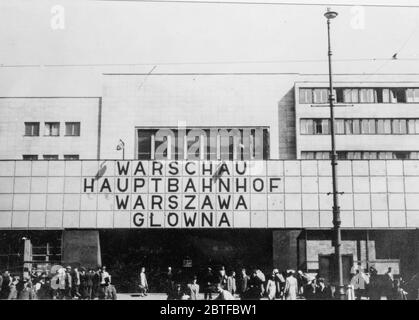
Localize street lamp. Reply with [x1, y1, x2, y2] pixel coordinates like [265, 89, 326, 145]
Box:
[324, 7, 345, 300]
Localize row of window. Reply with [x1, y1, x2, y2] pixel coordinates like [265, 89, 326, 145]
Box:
[301, 151, 419, 160]
[299, 87, 419, 104]
[22, 155, 80, 160]
[300, 118, 419, 135]
[24, 122, 80, 137]
[137, 128, 270, 160]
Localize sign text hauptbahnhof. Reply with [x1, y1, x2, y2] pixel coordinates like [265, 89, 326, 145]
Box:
[1, 159, 419, 229]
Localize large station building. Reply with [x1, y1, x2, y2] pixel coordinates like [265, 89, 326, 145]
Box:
[1, 72, 419, 290]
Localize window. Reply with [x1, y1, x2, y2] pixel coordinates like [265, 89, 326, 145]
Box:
[45, 122, 60, 136]
[408, 119, 416, 134]
[343, 89, 359, 103]
[137, 127, 270, 160]
[359, 89, 377, 103]
[313, 119, 330, 134]
[65, 122, 80, 136]
[22, 155, 38, 160]
[393, 151, 409, 160]
[406, 89, 419, 102]
[300, 119, 314, 134]
[377, 119, 392, 134]
[313, 89, 328, 104]
[335, 119, 345, 134]
[352, 119, 361, 134]
[64, 154, 79, 160]
[389, 88, 406, 103]
[392, 119, 407, 134]
[299, 89, 313, 104]
[24, 122, 40, 136]
[43, 155, 59, 160]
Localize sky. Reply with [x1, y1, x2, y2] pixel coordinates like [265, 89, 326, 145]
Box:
[1, 0, 419, 95]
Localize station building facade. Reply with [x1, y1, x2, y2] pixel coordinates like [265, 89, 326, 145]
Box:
[1, 72, 419, 287]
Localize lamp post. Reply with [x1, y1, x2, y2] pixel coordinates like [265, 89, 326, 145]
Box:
[324, 7, 345, 299]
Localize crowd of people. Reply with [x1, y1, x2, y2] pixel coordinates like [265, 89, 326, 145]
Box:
[349, 264, 408, 300]
[0, 263, 411, 300]
[0, 266, 117, 300]
[137, 265, 335, 300]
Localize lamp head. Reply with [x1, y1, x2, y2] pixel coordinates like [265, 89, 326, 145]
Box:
[324, 8, 338, 20]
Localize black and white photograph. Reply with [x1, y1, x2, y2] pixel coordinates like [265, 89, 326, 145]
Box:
[1, 0, 419, 306]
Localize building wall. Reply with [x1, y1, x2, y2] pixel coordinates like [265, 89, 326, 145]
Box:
[100, 74, 299, 160]
[294, 81, 419, 158]
[0, 97, 101, 160]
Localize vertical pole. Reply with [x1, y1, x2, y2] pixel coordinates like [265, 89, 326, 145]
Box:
[327, 16, 344, 299]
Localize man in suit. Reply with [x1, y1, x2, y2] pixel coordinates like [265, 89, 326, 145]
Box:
[238, 268, 250, 299]
[64, 266, 73, 300]
[85, 269, 94, 299]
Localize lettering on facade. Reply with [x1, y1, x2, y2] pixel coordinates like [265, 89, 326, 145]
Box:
[82, 161, 281, 228]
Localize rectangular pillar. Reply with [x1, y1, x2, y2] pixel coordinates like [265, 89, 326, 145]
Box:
[272, 230, 301, 271]
[62, 230, 101, 268]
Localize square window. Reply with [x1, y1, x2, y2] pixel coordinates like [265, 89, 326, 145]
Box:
[24, 122, 40, 136]
[64, 154, 80, 160]
[44, 122, 60, 136]
[65, 122, 80, 136]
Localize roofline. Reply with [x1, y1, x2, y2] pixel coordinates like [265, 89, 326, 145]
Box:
[102, 72, 419, 76]
[0, 96, 101, 99]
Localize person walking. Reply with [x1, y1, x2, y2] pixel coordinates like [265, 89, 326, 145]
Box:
[315, 278, 333, 300]
[138, 267, 148, 297]
[350, 269, 369, 300]
[64, 266, 73, 299]
[187, 276, 200, 300]
[218, 266, 228, 289]
[284, 270, 298, 300]
[266, 274, 277, 300]
[79, 268, 88, 299]
[7, 276, 19, 300]
[164, 267, 175, 296]
[383, 267, 394, 300]
[238, 268, 250, 299]
[72, 267, 81, 299]
[92, 268, 101, 299]
[368, 266, 381, 300]
[202, 267, 214, 300]
[227, 271, 236, 296]
[85, 269, 94, 299]
[1, 271, 11, 300]
[273, 269, 286, 299]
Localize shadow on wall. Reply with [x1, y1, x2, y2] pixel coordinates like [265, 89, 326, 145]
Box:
[277, 88, 296, 160]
